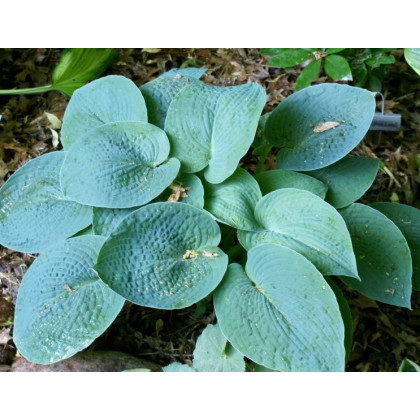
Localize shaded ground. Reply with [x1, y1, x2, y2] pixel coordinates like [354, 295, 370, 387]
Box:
[0, 48, 419, 372]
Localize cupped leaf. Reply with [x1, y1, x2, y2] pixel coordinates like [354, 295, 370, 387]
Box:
[324, 55, 352, 81]
[238, 188, 358, 278]
[203, 167, 262, 231]
[265, 83, 376, 170]
[158, 173, 205, 209]
[51, 48, 119, 96]
[306, 155, 379, 208]
[339, 204, 412, 308]
[255, 169, 327, 199]
[61, 75, 148, 148]
[214, 244, 345, 372]
[404, 48, 420, 76]
[165, 81, 266, 184]
[370, 202, 420, 291]
[192, 323, 245, 372]
[60, 121, 180, 208]
[95, 202, 228, 309]
[13, 235, 125, 364]
[0, 152, 92, 253]
[295, 59, 321, 91]
[398, 359, 420, 372]
[93, 207, 136, 237]
[140, 68, 206, 129]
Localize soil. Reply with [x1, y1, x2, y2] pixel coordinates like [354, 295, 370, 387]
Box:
[0, 48, 419, 372]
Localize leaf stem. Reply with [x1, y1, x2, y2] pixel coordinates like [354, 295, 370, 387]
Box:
[0, 84, 54, 95]
[254, 147, 271, 175]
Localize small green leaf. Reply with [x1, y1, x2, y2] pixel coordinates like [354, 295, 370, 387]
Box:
[255, 169, 327, 199]
[398, 359, 420, 372]
[60, 121, 180, 208]
[259, 48, 289, 56]
[295, 59, 321, 91]
[51, 48, 119, 96]
[192, 324, 245, 372]
[0, 152, 92, 253]
[266, 83, 375, 170]
[61, 75, 148, 149]
[324, 55, 353, 81]
[306, 156, 379, 208]
[238, 188, 358, 278]
[214, 244, 345, 372]
[339, 204, 412, 308]
[96, 202, 228, 309]
[165, 81, 266, 184]
[370, 202, 420, 291]
[266, 49, 314, 68]
[140, 68, 206, 129]
[365, 54, 395, 69]
[163, 362, 196, 372]
[13, 235, 125, 364]
[404, 48, 420, 76]
[203, 167, 262, 231]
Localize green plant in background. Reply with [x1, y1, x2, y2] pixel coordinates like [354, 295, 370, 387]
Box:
[404, 48, 420, 76]
[1, 69, 419, 371]
[260, 48, 396, 92]
[0, 48, 118, 97]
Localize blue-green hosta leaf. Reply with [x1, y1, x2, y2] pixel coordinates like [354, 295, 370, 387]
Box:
[192, 323, 245, 372]
[163, 362, 196, 372]
[13, 235, 125, 364]
[306, 156, 379, 208]
[404, 48, 420, 76]
[51, 48, 119, 97]
[165, 81, 266, 184]
[60, 121, 180, 208]
[339, 204, 412, 308]
[398, 359, 420, 372]
[140, 68, 206, 129]
[61, 75, 148, 148]
[214, 244, 345, 372]
[0, 152, 92, 253]
[238, 188, 358, 278]
[255, 169, 327, 199]
[92, 207, 135, 237]
[158, 173, 205, 209]
[203, 167, 262, 231]
[370, 202, 420, 291]
[95, 202, 228, 309]
[265, 83, 375, 170]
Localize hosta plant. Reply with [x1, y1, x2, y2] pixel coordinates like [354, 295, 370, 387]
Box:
[1, 69, 418, 371]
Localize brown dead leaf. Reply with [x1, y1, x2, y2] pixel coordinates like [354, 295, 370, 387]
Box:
[167, 183, 190, 202]
[313, 121, 341, 133]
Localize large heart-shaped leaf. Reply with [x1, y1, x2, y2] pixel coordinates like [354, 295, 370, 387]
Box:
[370, 202, 420, 291]
[192, 323, 245, 372]
[255, 169, 327, 199]
[51, 48, 119, 97]
[92, 207, 136, 237]
[306, 155, 379, 208]
[0, 152, 92, 253]
[61, 75, 148, 148]
[238, 188, 358, 278]
[203, 167, 262, 231]
[165, 81, 266, 183]
[95, 202, 228, 309]
[265, 83, 375, 170]
[13, 235, 125, 364]
[140, 68, 206, 129]
[60, 121, 180, 208]
[339, 204, 412, 308]
[214, 244, 345, 372]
